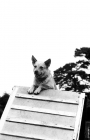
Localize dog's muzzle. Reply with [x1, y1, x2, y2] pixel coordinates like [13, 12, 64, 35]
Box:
[34, 71, 43, 78]
[34, 71, 39, 76]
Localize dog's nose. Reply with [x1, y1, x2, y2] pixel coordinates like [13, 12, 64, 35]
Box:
[34, 71, 38, 75]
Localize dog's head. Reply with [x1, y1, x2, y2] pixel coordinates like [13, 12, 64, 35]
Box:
[31, 55, 51, 79]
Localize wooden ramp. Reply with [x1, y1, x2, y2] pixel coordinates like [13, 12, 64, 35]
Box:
[0, 86, 85, 140]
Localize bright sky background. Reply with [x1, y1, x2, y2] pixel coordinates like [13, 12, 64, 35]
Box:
[0, 0, 90, 95]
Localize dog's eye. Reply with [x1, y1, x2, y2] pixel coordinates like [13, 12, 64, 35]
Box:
[40, 66, 43, 70]
[34, 66, 37, 68]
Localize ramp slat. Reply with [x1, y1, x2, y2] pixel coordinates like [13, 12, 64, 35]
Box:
[1, 121, 74, 140]
[11, 104, 76, 117]
[6, 117, 74, 130]
[7, 109, 75, 129]
[0, 134, 34, 140]
[16, 93, 78, 104]
[17, 87, 79, 102]
[13, 98, 78, 115]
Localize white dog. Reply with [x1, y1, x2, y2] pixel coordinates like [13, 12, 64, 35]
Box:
[28, 55, 57, 95]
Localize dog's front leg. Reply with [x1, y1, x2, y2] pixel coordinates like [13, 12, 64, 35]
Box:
[28, 85, 35, 94]
[34, 86, 42, 95]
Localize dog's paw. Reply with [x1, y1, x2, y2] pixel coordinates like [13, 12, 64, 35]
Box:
[28, 86, 35, 94]
[34, 87, 41, 95]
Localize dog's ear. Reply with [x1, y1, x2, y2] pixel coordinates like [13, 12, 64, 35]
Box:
[44, 59, 51, 68]
[32, 55, 37, 65]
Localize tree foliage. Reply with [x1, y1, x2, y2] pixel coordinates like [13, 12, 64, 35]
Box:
[75, 47, 90, 60]
[54, 47, 90, 92]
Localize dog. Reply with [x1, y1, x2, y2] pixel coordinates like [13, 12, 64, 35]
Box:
[28, 55, 57, 95]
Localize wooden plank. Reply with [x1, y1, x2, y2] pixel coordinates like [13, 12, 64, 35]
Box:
[6, 117, 74, 130]
[17, 86, 79, 103]
[0, 87, 18, 133]
[73, 93, 85, 140]
[1, 121, 74, 140]
[16, 93, 78, 104]
[7, 109, 75, 129]
[0, 134, 34, 140]
[11, 104, 76, 117]
[13, 98, 78, 115]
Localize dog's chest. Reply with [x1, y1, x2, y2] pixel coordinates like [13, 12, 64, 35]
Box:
[35, 77, 49, 85]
